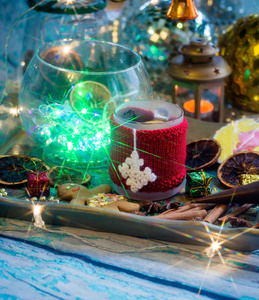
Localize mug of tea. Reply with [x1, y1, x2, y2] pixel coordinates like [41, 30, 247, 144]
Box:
[109, 100, 188, 201]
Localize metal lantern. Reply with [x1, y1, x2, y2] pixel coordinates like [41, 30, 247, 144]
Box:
[167, 38, 232, 122]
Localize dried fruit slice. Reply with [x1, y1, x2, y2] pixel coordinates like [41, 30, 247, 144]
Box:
[186, 138, 221, 171]
[69, 81, 112, 121]
[213, 118, 259, 163]
[49, 166, 91, 187]
[0, 155, 49, 185]
[217, 151, 259, 188]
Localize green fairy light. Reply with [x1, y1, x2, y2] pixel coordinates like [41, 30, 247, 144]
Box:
[244, 69, 250, 82]
[150, 45, 159, 55]
[33, 80, 113, 167]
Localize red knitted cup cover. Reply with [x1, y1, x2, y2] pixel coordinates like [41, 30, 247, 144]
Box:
[109, 116, 188, 193]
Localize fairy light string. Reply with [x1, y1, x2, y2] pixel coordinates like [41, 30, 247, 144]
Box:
[0, 224, 201, 255]
[35, 98, 111, 164]
[3, 0, 49, 102]
[1, 219, 257, 257]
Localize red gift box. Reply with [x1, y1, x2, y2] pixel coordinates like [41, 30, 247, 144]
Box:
[27, 171, 50, 197]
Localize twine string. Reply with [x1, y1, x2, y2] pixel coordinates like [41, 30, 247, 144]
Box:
[133, 128, 137, 151]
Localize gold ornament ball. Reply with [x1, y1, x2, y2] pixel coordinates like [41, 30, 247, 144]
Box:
[218, 14, 259, 113]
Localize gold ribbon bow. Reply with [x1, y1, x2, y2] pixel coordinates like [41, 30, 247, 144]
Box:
[190, 170, 212, 196]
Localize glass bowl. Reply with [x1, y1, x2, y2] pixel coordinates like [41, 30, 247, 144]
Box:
[18, 39, 152, 167]
[20, 0, 110, 75]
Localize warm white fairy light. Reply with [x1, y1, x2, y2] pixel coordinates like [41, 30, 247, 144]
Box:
[57, 0, 75, 4]
[150, 0, 159, 5]
[63, 46, 71, 54]
[211, 240, 221, 251]
[205, 240, 221, 258]
[33, 204, 45, 228]
[67, 141, 73, 150]
[10, 107, 19, 116]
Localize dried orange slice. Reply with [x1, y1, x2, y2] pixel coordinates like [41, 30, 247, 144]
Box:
[0, 155, 49, 185]
[186, 138, 221, 171]
[217, 151, 259, 188]
[49, 166, 91, 187]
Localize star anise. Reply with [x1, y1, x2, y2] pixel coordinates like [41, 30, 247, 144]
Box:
[141, 201, 181, 215]
[229, 217, 253, 228]
[142, 201, 162, 215]
[160, 202, 181, 212]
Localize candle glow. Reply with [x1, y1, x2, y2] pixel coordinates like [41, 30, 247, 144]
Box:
[184, 99, 214, 114]
[33, 204, 45, 228]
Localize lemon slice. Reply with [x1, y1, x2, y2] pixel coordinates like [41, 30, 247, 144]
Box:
[213, 118, 259, 163]
[69, 81, 112, 121]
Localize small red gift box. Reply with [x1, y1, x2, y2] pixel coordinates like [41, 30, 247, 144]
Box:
[27, 171, 50, 197]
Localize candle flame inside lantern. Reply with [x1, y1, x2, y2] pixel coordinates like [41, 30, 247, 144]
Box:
[183, 99, 214, 114]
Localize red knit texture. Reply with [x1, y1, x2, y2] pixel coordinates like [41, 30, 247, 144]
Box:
[109, 116, 188, 193]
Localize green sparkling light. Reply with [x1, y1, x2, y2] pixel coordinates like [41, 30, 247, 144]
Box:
[150, 45, 159, 55]
[35, 80, 113, 167]
[244, 69, 250, 82]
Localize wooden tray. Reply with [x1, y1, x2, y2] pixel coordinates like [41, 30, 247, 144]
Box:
[0, 120, 258, 252]
[0, 195, 258, 252]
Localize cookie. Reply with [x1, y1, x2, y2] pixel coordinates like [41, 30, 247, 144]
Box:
[57, 183, 140, 212]
[57, 183, 111, 206]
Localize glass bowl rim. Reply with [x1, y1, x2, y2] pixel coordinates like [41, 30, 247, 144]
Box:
[36, 39, 143, 75]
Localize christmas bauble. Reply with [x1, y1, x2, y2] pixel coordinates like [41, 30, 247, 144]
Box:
[218, 14, 259, 113]
[196, 0, 243, 43]
[122, 0, 212, 71]
[120, 0, 212, 94]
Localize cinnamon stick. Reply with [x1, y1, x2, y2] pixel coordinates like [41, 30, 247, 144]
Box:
[155, 203, 214, 216]
[218, 204, 254, 223]
[178, 203, 215, 211]
[203, 204, 229, 224]
[192, 181, 259, 205]
[152, 209, 207, 221]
